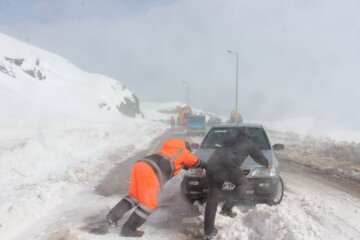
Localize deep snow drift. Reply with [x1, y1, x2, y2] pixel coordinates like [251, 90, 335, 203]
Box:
[0, 120, 167, 240]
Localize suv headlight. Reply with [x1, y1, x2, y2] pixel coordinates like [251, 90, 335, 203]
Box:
[250, 167, 277, 177]
[188, 168, 205, 177]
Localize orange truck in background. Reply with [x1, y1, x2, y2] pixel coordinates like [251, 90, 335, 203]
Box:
[177, 105, 192, 126]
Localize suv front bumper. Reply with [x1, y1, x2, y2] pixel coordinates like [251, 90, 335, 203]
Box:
[181, 174, 281, 201]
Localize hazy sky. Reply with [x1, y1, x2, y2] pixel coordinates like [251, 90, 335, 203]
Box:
[1, 0, 360, 128]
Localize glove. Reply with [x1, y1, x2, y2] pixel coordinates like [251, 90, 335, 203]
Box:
[196, 159, 207, 169]
[183, 164, 190, 170]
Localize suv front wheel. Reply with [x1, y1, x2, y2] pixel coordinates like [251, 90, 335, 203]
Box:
[265, 177, 284, 205]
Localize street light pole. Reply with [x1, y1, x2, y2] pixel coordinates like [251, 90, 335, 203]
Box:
[182, 80, 189, 107]
[227, 50, 239, 113]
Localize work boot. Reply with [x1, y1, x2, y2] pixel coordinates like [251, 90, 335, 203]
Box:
[204, 227, 217, 240]
[121, 210, 147, 237]
[220, 208, 237, 218]
[106, 212, 118, 227]
[107, 199, 132, 226]
[121, 228, 144, 237]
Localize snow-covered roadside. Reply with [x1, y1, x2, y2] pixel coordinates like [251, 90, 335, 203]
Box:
[203, 171, 360, 240]
[7, 118, 360, 240]
[180, 166, 360, 240]
[267, 129, 360, 183]
[261, 117, 360, 143]
[30, 164, 360, 240]
[0, 120, 166, 240]
[207, 195, 331, 240]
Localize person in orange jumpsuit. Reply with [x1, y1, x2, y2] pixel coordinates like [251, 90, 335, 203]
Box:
[106, 139, 206, 237]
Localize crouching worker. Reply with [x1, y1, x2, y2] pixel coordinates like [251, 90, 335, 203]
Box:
[106, 139, 206, 237]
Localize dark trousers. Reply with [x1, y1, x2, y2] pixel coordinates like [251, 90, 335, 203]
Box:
[204, 172, 248, 236]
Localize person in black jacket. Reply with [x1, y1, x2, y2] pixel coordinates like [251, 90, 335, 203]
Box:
[204, 128, 270, 240]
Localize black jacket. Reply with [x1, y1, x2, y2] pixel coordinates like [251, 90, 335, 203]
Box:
[206, 133, 269, 185]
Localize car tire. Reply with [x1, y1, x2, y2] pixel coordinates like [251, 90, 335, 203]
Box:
[180, 179, 195, 204]
[180, 178, 207, 204]
[266, 177, 284, 206]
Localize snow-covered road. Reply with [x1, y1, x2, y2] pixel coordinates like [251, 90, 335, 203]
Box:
[273, 161, 360, 240]
[4, 128, 360, 240]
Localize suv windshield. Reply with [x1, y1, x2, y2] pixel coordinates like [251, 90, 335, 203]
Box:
[201, 127, 271, 150]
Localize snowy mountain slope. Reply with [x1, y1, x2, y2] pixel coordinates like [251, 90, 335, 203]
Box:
[0, 32, 164, 240]
[0, 32, 140, 121]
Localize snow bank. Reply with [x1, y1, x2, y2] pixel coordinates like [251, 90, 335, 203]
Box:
[0, 120, 166, 240]
[179, 188, 344, 240]
[267, 129, 360, 183]
[180, 188, 342, 240]
[213, 193, 332, 240]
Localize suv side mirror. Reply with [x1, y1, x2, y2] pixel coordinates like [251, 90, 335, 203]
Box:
[273, 143, 285, 151]
[191, 143, 200, 149]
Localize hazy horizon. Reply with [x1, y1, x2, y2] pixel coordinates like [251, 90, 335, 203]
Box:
[1, 0, 360, 129]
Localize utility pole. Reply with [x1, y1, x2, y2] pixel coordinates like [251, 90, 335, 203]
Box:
[227, 50, 242, 123]
[227, 50, 239, 112]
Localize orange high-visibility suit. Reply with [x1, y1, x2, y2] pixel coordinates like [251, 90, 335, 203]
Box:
[107, 139, 206, 237]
